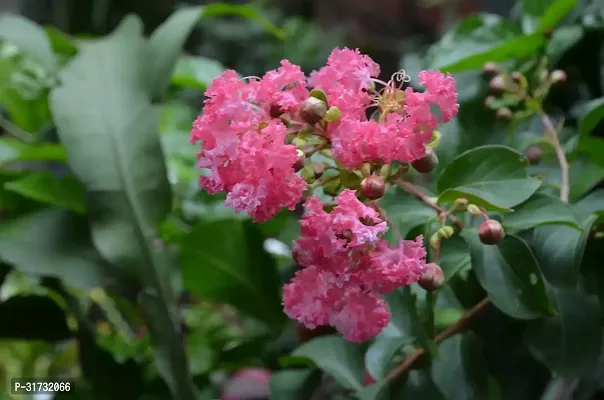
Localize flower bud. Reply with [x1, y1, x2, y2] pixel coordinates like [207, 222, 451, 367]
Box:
[361, 175, 386, 200]
[285, 133, 296, 144]
[496, 107, 513, 120]
[438, 225, 454, 239]
[379, 164, 391, 180]
[324, 106, 342, 122]
[418, 263, 445, 291]
[550, 70, 567, 85]
[294, 149, 306, 172]
[411, 147, 439, 173]
[309, 88, 328, 103]
[489, 74, 506, 93]
[454, 198, 469, 207]
[299, 97, 327, 125]
[525, 146, 542, 164]
[511, 71, 523, 85]
[467, 204, 482, 216]
[484, 96, 496, 109]
[311, 162, 325, 178]
[300, 165, 315, 183]
[269, 103, 286, 118]
[429, 232, 440, 251]
[478, 219, 505, 245]
[482, 62, 501, 79]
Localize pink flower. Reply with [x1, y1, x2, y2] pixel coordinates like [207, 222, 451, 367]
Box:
[283, 191, 427, 342]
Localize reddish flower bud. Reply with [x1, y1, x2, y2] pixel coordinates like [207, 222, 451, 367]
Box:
[418, 263, 445, 291]
[525, 146, 542, 164]
[299, 97, 327, 125]
[496, 107, 513, 120]
[550, 70, 567, 85]
[294, 149, 306, 172]
[269, 103, 286, 118]
[478, 219, 505, 245]
[364, 371, 376, 385]
[360, 175, 385, 200]
[482, 62, 501, 79]
[411, 147, 439, 173]
[221, 368, 271, 400]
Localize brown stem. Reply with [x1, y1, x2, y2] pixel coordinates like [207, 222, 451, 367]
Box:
[539, 112, 569, 202]
[383, 297, 491, 383]
[396, 180, 464, 230]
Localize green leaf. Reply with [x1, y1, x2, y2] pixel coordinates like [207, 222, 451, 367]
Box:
[463, 232, 556, 319]
[574, 189, 604, 223]
[200, 3, 286, 40]
[49, 17, 195, 400]
[44, 26, 78, 57]
[292, 335, 365, 391]
[356, 381, 390, 400]
[436, 145, 542, 211]
[0, 138, 67, 165]
[4, 171, 85, 213]
[0, 209, 111, 289]
[269, 369, 321, 400]
[432, 333, 491, 400]
[569, 152, 604, 202]
[0, 13, 56, 72]
[501, 193, 580, 230]
[526, 225, 583, 287]
[577, 98, 604, 166]
[365, 337, 413, 380]
[424, 14, 544, 72]
[437, 236, 471, 282]
[181, 219, 284, 325]
[396, 370, 444, 399]
[525, 287, 601, 378]
[149, 6, 204, 99]
[380, 187, 435, 241]
[171, 55, 227, 91]
[546, 25, 583, 64]
[539, 0, 579, 31]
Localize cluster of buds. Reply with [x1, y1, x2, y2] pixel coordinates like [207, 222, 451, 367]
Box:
[482, 61, 566, 121]
[190, 48, 459, 342]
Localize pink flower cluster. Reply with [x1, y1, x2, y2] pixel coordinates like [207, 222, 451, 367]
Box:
[283, 190, 428, 342]
[190, 48, 458, 222]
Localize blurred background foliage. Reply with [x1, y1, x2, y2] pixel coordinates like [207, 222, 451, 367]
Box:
[0, 0, 604, 399]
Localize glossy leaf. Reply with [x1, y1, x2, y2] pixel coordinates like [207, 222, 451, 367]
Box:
[437, 236, 471, 282]
[0, 138, 67, 165]
[0, 13, 56, 71]
[292, 335, 365, 391]
[396, 370, 444, 399]
[424, 14, 544, 72]
[539, 0, 579, 30]
[437, 145, 542, 211]
[579, 98, 604, 140]
[356, 381, 390, 400]
[365, 337, 413, 380]
[4, 171, 86, 213]
[502, 193, 580, 230]
[149, 6, 204, 99]
[526, 225, 583, 287]
[171, 55, 227, 91]
[525, 287, 601, 378]
[269, 369, 321, 400]
[0, 209, 111, 289]
[181, 219, 284, 325]
[574, 189, 604, 223]
[431, 333, 491, 400]
[380, 187, 435, 241]
[463, 232, 555, 319]
[49, 17, 195, 400]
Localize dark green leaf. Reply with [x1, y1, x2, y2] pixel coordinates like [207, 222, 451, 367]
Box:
[578, 98, 604, 141]
[0, 13, 56, 71]
[181, 219, 284, 325]
[292, 335, 365, 391]
[437, 236, 471, 282]
[574, 189, 604, 223]
[424, 14, 544, 72]
[437, 145, 542, 211]
[200, 3, 286, 40]
[431, 333, 491, 400]
[365, 337, 413, 380]
[49, 17, 195, 400]
[269, 369, 321, 400]
[501, 193, 580, 230]
[463, 232, 555, 319]
[149, 6, 204, 99]
[356, 381, 390, 400]
[539, 0, 579, 30]
[380, 187, 435, 241]
[396, 370, 444, 399]
[546, 25, 583, 64]
[569, 153, 604, 202]
[0, 209, 111, 289]
[526, 225, 583, 287]
[171, 55, 227, 91]
[525, 287, 601, 378]
[4, 171, 85, 213]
